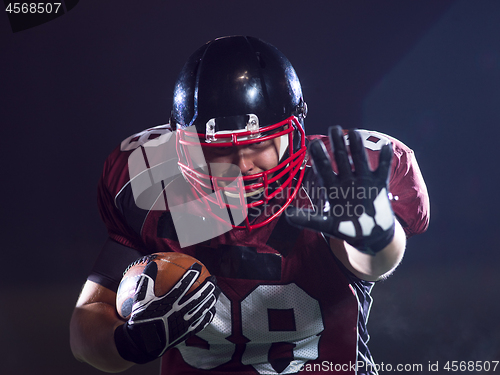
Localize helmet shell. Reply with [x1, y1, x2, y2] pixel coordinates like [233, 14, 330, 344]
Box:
[171, 36, 305, 133]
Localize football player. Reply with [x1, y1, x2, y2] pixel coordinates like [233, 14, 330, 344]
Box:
[70, 36, 429, 375]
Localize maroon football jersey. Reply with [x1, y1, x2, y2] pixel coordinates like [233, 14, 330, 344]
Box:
[94, 125, 429, 375]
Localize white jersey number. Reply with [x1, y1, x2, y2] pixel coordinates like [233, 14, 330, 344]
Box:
[177, 283, 324, 374]
[344, 129, 391, 151]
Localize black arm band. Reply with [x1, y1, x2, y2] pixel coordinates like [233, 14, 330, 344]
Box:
[88, 238, 144, 292]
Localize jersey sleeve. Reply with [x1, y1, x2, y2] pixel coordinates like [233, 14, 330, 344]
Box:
[97, 145, 145, 251]
[91, 124, 178, 289]
[90, 146, 147, 290]
[387, 137, 430, 237]
[97, 123, 177, 250]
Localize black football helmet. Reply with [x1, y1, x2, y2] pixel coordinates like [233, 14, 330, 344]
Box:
[172, 36, 307, 230]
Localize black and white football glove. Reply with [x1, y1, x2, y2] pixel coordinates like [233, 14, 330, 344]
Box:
[114, 261, 219, 364]
[286, 125, 395, 255]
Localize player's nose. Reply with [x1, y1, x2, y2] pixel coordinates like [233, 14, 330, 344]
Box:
[235, 150, 255, 175]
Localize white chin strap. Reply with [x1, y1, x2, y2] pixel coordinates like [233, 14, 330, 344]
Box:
[224, 188, 264, 199]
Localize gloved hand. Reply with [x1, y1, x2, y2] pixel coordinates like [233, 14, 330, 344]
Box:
[286, 125, 395, 255]
[114, 260, 219, 364]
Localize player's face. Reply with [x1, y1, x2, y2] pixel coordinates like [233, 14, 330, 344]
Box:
[202, 137, 281, 182]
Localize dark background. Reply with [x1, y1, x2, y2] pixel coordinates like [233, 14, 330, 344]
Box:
[1, 1, 500, 374]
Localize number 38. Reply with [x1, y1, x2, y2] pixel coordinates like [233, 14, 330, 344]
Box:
[177, 283, 324, 375]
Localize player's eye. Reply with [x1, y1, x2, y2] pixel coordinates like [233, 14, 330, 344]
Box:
[250, 139, 271, 148]
[211, 146, 234, 155]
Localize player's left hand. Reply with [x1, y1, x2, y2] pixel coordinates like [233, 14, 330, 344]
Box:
[286, 125, 395, 255]
[114, 262, 218, 364]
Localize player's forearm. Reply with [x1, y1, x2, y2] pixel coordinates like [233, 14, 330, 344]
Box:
[70, 302, 134, 373]
[330, 220, 406, 281]
[348, 220, 406, 281]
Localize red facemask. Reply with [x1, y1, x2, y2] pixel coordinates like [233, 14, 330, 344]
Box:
[176, 116, 307, 230]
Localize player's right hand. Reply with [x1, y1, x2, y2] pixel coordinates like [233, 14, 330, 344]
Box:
[286, 125, 395, 255]
[114, 262, 219, 364]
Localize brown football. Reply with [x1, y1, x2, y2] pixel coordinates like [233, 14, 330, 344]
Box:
[115, 252, 210, 320]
